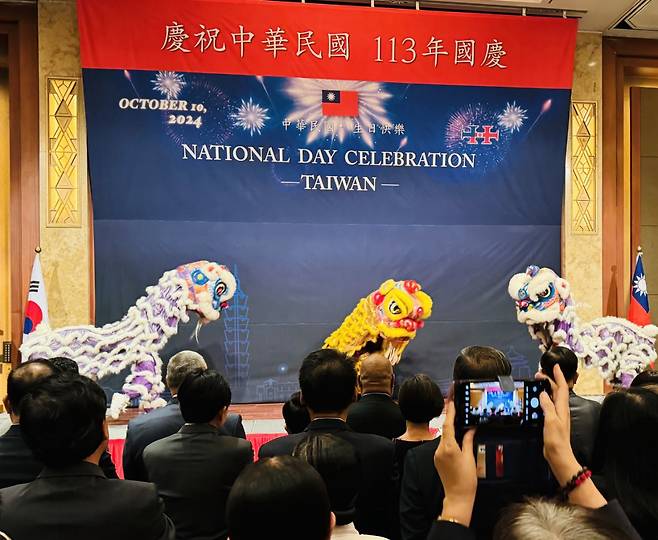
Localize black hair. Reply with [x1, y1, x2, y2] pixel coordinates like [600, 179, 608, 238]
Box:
[398, 374, 444, 423]
[452, 346, 511, 381]
[299, 349, 356, 413]
[178, 369, 232, 424]
[282, 391, 310, 434]
[227, 456, 332, 540]
[50, 357, 80, 375]
[540, 346, 578, 382]
[630, 369, 658, 388]
[493, 498, 635, 540]
[293, 433, 360, 526]
[20, 374, 107, 467]
[361, 337, 384, 354]
[6, 359, 54, 415]
[591, 385, 658, 538]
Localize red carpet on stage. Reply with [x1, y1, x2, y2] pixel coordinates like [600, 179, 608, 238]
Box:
[108, 433, 286, 479]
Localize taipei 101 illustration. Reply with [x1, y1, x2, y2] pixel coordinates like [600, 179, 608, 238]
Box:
[223, 265, 250, 395]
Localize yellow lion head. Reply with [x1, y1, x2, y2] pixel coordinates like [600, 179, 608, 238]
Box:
[323, 279, 433, 365]
[371, 279, 433, 340]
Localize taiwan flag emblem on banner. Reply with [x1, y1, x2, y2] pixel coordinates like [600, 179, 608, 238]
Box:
[322, 90, 358, 117]
[629, 250, 651, 326]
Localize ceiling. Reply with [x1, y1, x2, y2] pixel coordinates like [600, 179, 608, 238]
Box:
[438, 0, 651, 33]
[368, 0, 658, 36]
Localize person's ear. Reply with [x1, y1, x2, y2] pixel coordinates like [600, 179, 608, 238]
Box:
[329, 511, 336, 536]
[299, 392, 306, 406]
[102, 419, 109, 441]
[219, 406, 229, 425]
[2, 396, 12, 417]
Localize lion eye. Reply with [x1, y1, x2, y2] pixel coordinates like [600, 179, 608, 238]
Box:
[537, 287, 551, 299]
[389, 300, 402, 315]
[214, 282, 227, 298]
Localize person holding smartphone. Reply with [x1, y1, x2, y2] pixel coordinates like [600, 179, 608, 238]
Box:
[400, 346, 550, 540]
[427, 364, 640, 540]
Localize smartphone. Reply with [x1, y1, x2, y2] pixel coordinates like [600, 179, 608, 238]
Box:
[453, 379, 549, 429]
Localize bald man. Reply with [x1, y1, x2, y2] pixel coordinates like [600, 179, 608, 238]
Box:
[347, 354, 406, 439]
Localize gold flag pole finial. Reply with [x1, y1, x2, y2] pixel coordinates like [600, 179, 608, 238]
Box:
[35, 246, 41, 254]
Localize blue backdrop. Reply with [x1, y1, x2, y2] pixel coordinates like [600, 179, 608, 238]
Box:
[83, 68, 568, 402]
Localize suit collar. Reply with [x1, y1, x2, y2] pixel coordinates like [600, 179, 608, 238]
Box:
[179, 423, 219, 435]
[305, 418, 351, 432]
[38, 461, 106, 479]
[4, 424, 23, 437]
[360, 393, 393, 401]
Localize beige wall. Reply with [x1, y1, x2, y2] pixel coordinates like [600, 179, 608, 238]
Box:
[640, 88, 658, 309]
[38, 0, 90, 327]
[564, 32, 604, 394]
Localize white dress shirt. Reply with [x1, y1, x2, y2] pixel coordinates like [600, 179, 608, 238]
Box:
[331, 522, 388, 539]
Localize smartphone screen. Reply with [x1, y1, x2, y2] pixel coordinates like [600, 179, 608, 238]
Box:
[455, 379, 546, 428]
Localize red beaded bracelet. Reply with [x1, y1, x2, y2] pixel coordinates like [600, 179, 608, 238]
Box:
[560, 467, 592, 500]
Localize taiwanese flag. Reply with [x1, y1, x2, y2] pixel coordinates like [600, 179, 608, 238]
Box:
[321, 89, 358, 117]
[628, 250, 651, 326]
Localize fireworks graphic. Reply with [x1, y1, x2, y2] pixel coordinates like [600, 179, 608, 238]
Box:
[284, 78, 392, 148]
[526, 98, 553, 134]
[123, 70, 140, 97]
[163, 77, 233, 145]
[445, 103, 513, 171]
[498, 102, 527, 133]
[232, 98, 270, 136]
[152, 71, 187, 99]
[445, 104, 485, 147]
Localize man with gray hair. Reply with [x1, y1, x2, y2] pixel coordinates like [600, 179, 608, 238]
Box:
[123, 350, 245, 480]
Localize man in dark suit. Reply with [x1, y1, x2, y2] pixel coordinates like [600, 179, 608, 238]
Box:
[347, 353, 406, 439]
[540, 346, 601, 468]
[143, 369, 253, 540]
[401, 346, 552, 540]
[259, 349, 398, 539]
[0, 373, 174, 540]
[0, 359, 117, 488]
[123, 350, 246, 480]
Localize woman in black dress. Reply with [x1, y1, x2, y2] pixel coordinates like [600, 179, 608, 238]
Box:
[395, 374, 444, 475]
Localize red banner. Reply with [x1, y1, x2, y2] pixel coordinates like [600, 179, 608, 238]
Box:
[77, 0, 577, 89]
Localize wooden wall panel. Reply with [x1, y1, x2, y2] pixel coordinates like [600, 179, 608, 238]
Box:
[1, 5, 39, 364]
[602, 38, 658, 317]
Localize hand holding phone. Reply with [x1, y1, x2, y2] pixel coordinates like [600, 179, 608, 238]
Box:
[434, 401, 477, 527]
[453, 378, 550, 429]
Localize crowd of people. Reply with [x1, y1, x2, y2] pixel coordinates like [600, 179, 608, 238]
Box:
[0, 344, 656, 540]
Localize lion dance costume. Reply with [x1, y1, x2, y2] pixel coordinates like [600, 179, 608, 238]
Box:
[21, 261, 236, 417]
[508, 265, 658, 386]
[324, 279, 433, 364]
